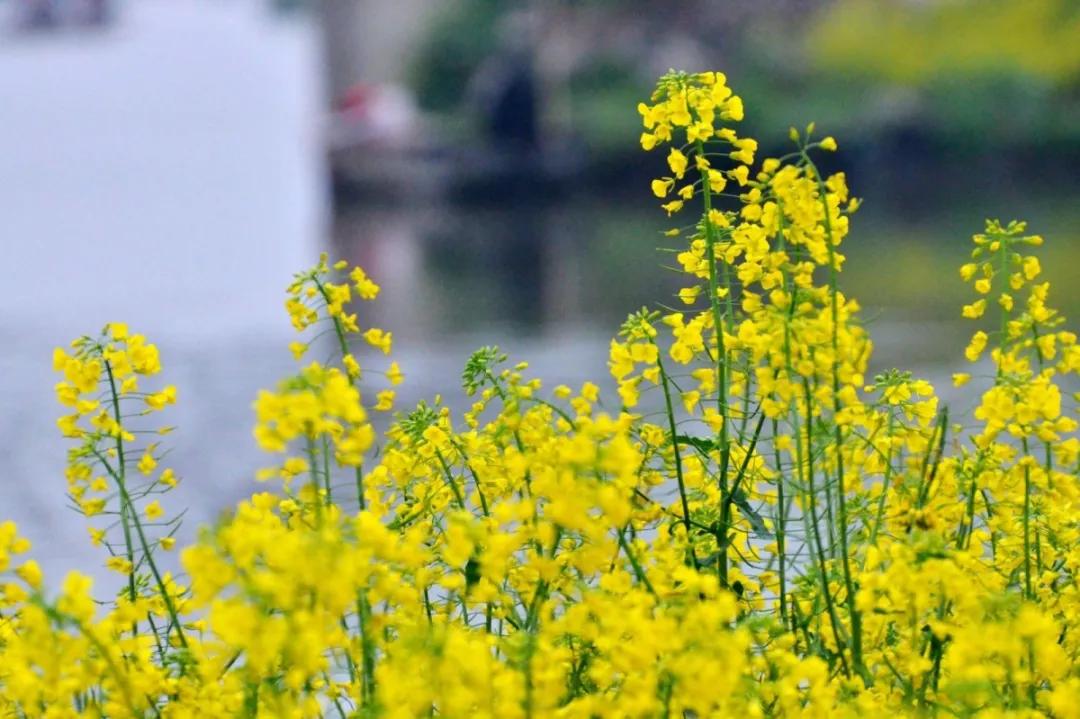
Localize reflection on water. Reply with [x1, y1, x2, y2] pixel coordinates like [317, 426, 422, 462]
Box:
[330, 193, 1080, 367]
[329, 203, 667, 340]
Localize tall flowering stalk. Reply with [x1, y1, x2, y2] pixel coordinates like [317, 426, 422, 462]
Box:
[631, 71, 875, 679]
[54, 325, 188, 652]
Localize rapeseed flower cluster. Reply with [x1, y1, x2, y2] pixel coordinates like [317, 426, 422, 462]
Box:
[0, 70, 1075, 717]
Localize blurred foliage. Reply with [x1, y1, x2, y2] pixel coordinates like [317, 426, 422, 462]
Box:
[842, 199, 1080, 320]
[567, 60, 644, 154]
[810, 0, 1080, 86]
[406, 0, 1080, 158]
[407, 0, 509, 113]
[802, 0, 1080, 144]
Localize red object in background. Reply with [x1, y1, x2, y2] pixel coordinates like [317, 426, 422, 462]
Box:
[338, 84, 375, 118]
[328, 82, 420, 151]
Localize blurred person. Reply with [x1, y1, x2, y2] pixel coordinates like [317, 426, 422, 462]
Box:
[75, 0, 111, 27]
[468, 9, 541, 153]
[15, 0, 59, 29]
[13, 0, 112, 30]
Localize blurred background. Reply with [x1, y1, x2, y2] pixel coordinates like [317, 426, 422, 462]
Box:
[1, 0, 1077, 577]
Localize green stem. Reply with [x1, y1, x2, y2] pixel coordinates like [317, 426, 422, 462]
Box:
[656, 351, 699, 571]
[695, 138, 732, 586]
[1022, 438, 1034, 601]
[805, 155, 867, 684]
[434, 449, 467, 509]
[305, 435, 324, 524]
[101, 360, 188, 650]
[312, 277, 378, 701]
[869, 416, 896, 545]
[617, 526, 657, 597]
[772, 419, 788, 628]
[102, 361, 138, 613]
[802, 379, 851, 677]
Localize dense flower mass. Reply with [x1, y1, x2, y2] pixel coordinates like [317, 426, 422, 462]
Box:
[0, 70, 1077, 717]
